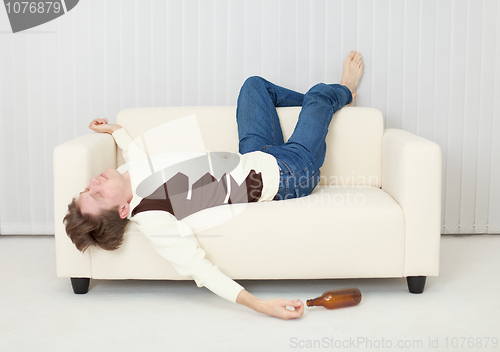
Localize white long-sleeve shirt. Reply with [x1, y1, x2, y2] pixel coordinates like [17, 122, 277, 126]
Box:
[112, 128, 280, 302]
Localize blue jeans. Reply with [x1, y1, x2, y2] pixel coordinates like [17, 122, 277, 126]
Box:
[236, 76, 352, 200]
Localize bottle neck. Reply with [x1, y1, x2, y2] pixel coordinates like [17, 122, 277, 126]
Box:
[306, 298, 321, 307]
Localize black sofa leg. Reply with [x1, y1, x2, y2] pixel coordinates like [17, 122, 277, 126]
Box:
[407, 276, 426, 294]
[71, 277, 90, 294]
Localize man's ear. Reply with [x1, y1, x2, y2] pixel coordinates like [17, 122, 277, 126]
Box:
[119, 203, 130, 219]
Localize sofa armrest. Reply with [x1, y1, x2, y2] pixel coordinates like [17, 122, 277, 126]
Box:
[382, 129, 442, 277]
[53, 133, 117, 278]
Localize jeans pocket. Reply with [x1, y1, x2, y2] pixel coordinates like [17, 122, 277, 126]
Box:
[276, 158, 293, 176]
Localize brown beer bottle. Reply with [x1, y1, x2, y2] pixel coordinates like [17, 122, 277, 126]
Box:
[306, 287, 362, 309]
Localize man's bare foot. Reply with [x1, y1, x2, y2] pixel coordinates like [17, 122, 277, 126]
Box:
[340, 51, 363, 105]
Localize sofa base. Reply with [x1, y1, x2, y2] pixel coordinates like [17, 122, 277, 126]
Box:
[407, 276, 426, 294]
[69, 276, 428, 295]
[71, 277, 90, 294]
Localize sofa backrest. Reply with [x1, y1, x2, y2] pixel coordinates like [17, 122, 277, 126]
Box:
[116, 106, 383, 187]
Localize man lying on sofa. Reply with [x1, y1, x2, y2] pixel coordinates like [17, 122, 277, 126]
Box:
[63, 51, 364, 320]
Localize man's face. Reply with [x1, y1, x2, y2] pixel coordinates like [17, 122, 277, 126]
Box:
[78, 168, 130, 217]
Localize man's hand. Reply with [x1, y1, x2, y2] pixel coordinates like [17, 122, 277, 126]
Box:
[262, 298, 304, 320]
[236, 289, 304, 320]
[89, 118, 122, 134]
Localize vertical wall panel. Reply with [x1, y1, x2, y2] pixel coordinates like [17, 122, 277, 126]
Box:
[73, 0, 90, 136]
[261, 1, 280, 86]
[308, 0, 326, 86]
[356, 0, 373, 108]
[488, 0, 500, 233]
[417, 1, 436, 142]
[295, 0, 311, 92]
[182, 0, 198, 106]
[476, 0, 496, 233]
[43, 29, 58, 235]
[198, 1, 215, 105]
[324, 1, 341, 88]
[433, 0, 452, 234]
[243, 0, 262, 81]
[27, 35, 45, 233]
[166, 0, 183, 106]
[151, 0, 167, 106]
[0, 34, 16, 233]
[460, 0, 482, 233]
[89, 0, 105, 121]
[226, 0, 245, 104]
[213, 0, 228, 104]
[55, 8, 74, 144]
[445, 0, 467, 234]
[13, 35, 30, 233]
[0, 0, 499, 234]
[386, 0, 404, 130]
[372, 0, 389, 119]
[120, 0, 136, 109]
[402, 0, 419, 134]
[104, 0, 122, 119]
[135, 0, 152, 108]
[278, 0, 296, 89]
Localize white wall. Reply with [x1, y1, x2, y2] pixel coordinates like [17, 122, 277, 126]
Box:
[0, 0, 499, 235]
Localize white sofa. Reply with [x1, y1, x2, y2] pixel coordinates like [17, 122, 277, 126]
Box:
[53, 106, 442, 295]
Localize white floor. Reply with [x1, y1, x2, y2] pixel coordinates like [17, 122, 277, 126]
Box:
[1, 235, 499, 352]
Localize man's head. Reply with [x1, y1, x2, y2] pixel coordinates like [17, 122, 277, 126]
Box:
[63, 168, 133, 252]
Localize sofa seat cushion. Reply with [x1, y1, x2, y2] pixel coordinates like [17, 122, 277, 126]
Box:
[90, 186, 405, 280]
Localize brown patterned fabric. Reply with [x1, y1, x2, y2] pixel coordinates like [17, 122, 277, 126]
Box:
[132, 169, 263, 220]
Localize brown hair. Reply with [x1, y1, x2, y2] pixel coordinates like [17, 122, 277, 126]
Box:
[63, 197, 130, 252]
